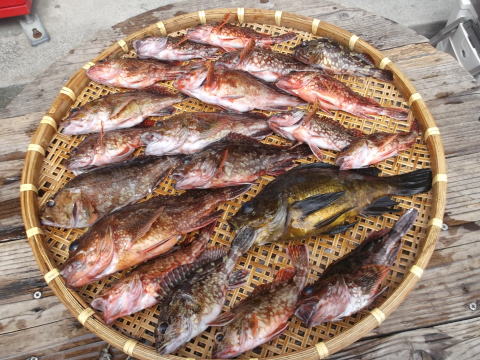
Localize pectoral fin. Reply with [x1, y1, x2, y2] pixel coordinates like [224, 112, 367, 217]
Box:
[208, 311, 237, 326]
[291, 192, 345, 218]
[360, 196, 399, 217]
[228, 269, 249, 289]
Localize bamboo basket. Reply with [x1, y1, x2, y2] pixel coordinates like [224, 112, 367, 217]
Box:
[20, 8, 447, 360]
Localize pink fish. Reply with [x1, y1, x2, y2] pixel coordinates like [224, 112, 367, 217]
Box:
[276, 72, 408, 120]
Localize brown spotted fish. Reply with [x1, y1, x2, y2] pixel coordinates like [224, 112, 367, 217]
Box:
[62, 91, 184, 135]
[216, 42, 314, 82]
[268, 110, 364, 158]
[212, 245, 309, 358]
[60, 186, 248, 288]
[336, 122, 419, 170]
[276, 72, 408, 120]
[133, 36, 221, 61]
[41, 155, 183, 228]
[174, 63, 303, 112]
[91, 225, 225, 324]
[296, 209, 417, 327]
[185, 14, 296, 52]
[86, 58, 191, 89]
[154, 226, 254, 354]
[294, 38, 393, 81]
[172, 136, 310, 190]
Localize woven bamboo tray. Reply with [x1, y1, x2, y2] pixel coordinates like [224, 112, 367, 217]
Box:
[20, 8, 447, 360]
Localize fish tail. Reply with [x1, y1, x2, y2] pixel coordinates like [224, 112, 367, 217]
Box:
[376, 106, 409, 121]
[272, 32, 297, 43]
[384, 208, 418, 261]
[387, 168, 432, 196]
[287, 244, 309, 288]
[229, 226, 256, 259]
[367, 68, 394, 82]
[222, 184, 252, 200]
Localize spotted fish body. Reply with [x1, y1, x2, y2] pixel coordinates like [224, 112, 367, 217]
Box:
[336, 122, 419, 170]
[91, 226, 218, 324]
[86, 58, 191, 89]
[276, 72, 408, 121]
[296, 209, 418, 327]
[216, 45, 314, 82]
[212, 245, 309, 358]
[186, 20, 296, 52]
[60, 186, 248, 288]
[141, 112, 271, 156]
[154, 227, 254, 355]
[133, 36, 221, 61]
[294, 38, 393, 81]
[268, 110, 364, 158]
[174, 64, 303, 112]
[41, 155, 183, 228]
[172, 136, 311, 190]
[62, 92, 184, 135]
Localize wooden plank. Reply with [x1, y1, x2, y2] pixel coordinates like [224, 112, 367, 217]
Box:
[331, 317, 480, 359]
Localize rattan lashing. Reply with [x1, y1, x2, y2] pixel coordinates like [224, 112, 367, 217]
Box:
[20, 8, 447, 360]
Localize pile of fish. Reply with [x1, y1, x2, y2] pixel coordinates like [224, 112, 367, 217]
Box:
[41, 15, 432, 358]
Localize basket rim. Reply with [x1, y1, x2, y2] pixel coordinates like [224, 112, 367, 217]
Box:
[20, 7, 447, 360]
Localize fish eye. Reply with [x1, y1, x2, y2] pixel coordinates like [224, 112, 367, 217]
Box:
[46, 199, 55, 207]
[242, 203, 254, 214]
[158, 322, 169, 334]
[70, 107, 80, 113]
[215, 333, 224, 342]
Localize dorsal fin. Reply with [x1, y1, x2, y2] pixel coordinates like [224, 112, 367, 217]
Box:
[349, 166, 381, 177]
[239, 39, 255, 64]
[214, 13, 231, 31]
[294, 162, 337, 171]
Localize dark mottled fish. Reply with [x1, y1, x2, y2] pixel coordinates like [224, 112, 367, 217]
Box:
[62, 91, 183, 135]
[294, 38, 393, 81]
[216, 42, 314, 82]
[175, 63, 303, 112]
[61, 186, 248, 288]
[296, 209, 417, 327]
[154, 226, 254, 354]
[212, 245, 309, 358]
[172, 136, 310, 190]
[41, 155, 183, 228]
[230, 162, 431, 246]
[276, 71, 408, 120]
[133, 36, 221, 61]
[186, 14, 296, 52]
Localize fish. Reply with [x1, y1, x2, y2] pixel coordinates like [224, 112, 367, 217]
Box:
[66, 128, 145, 172]
[295, 209, 418, 327]
[86, 58, 191, 89]
[172, 135, 311, 190]
[336, 122, 419, 170]
[174, 63, 303, 112]
[133, 36, 221, 61]
[212, 245, 309, 358]
[91, 225, 226, 324]
[294, 38, 393, 82]
[216, 41, 314, 82]
[154, 226, 255, 354]
[268, 110, 365, 158]
[276, 72, 408, 120]
[62, 91, 184, 135]
[41, 155, 183, 228]
[60, 186, 248, 288]
[229, 162, 431, 246]
[141, 111, 272, 156]
[185, 14, 296, 52]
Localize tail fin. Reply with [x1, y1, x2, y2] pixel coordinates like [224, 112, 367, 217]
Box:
[230, 226, 256, 258]
[287, 244, 309, 288]
[272, 32, 297, 43]
[382, 209, 417, 264]
[367, 68, 394, 82]
[378, 106, 409, 121]
[223, 184, 252, 200]
[387, 168, 432, 196]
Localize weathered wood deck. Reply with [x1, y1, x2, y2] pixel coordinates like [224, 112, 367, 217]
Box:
[0, 1, 479, 359]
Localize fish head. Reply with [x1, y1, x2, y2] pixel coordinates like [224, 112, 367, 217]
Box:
[174, 66, 208, 91]
[60, 225, 115, 288]
[41, 189, 97, 228]
[212, 327, 244, 359]
[62, 106, 97, 135]
[335, 139, 371, 170]
[186, 24, 215, 43]
[268, 110, 305, 140]
[294, 39, 324, 64]
[86, 59, 121, 83]
[275, 72, 306, 92]
[65, 145, 96, 171]
[155, 295, 199, 354]
[133, 37, 168, 58]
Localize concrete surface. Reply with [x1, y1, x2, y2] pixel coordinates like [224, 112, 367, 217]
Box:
[0, 0, 457, 108]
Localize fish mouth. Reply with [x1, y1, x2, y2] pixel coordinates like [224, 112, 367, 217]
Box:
[212, 346, 240, 359]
